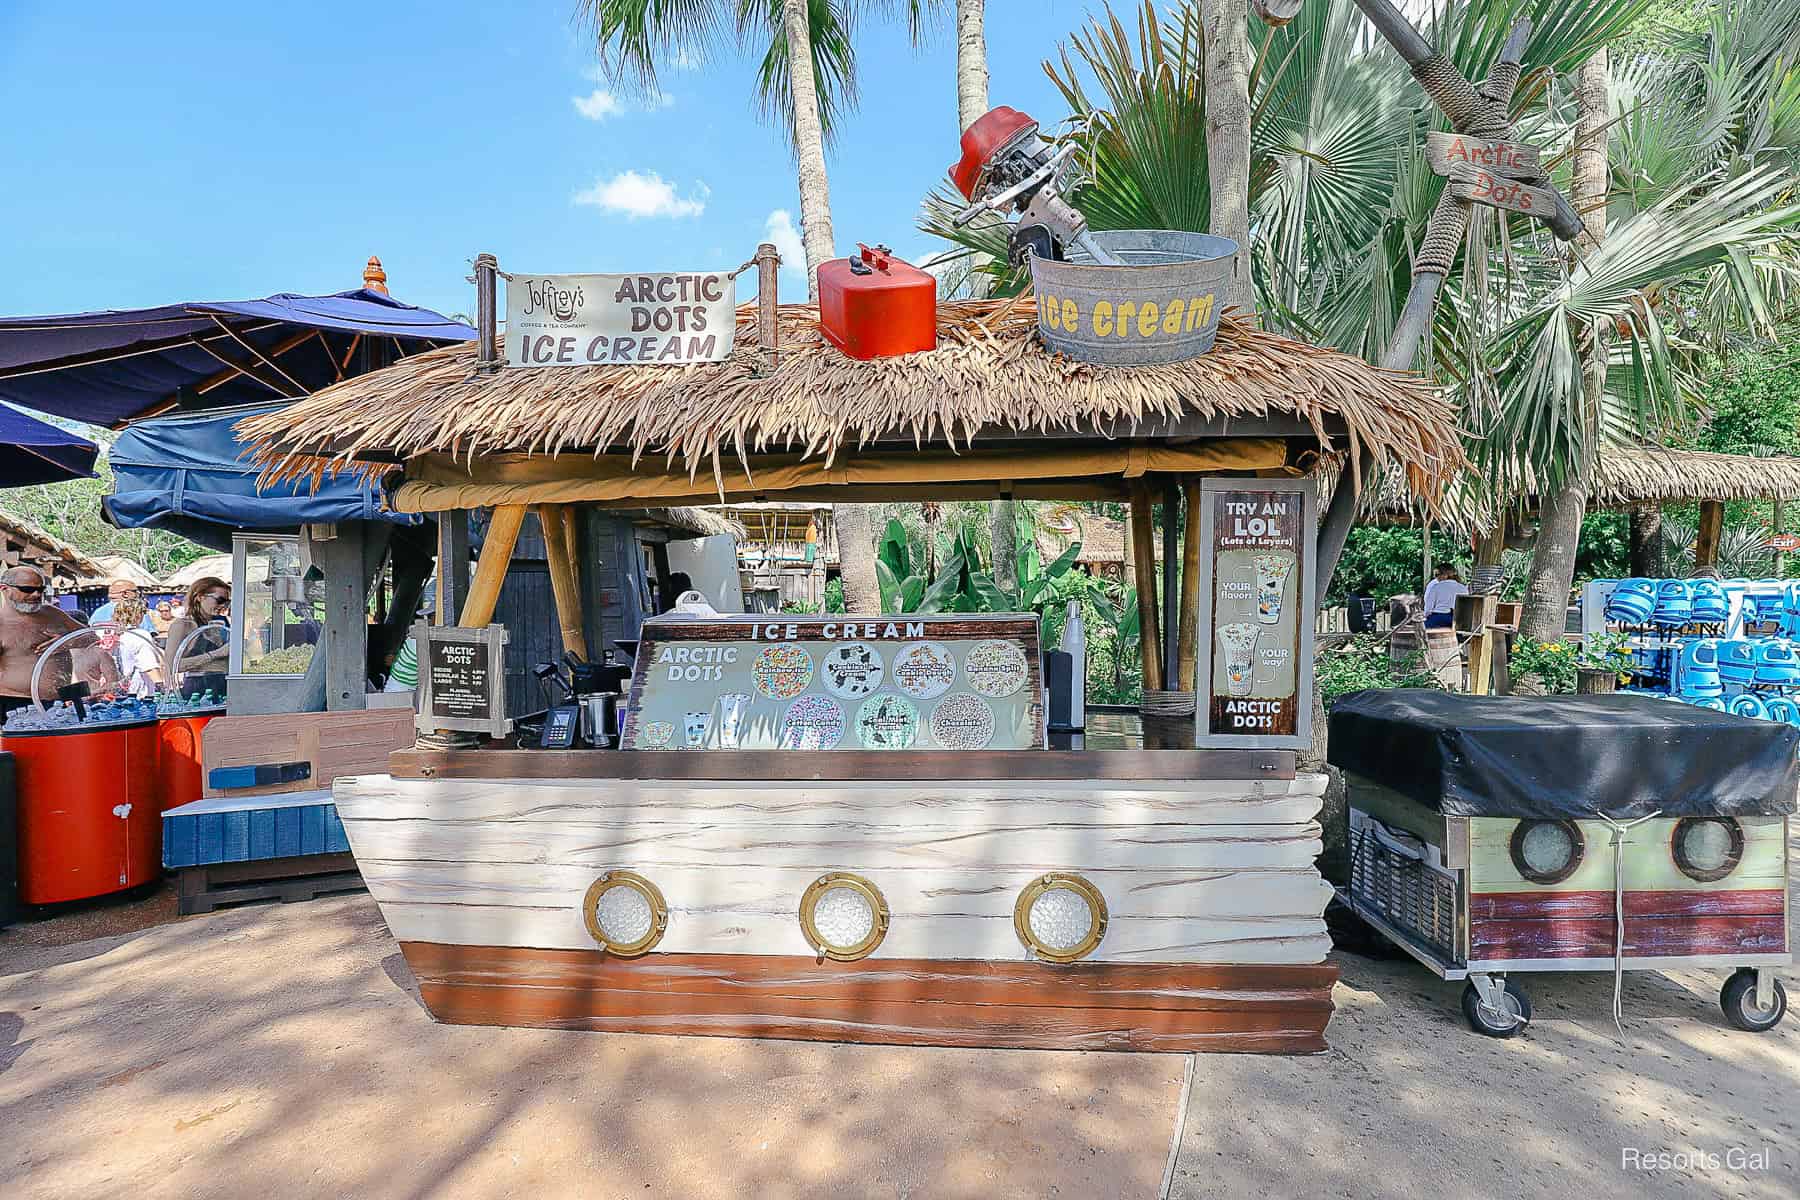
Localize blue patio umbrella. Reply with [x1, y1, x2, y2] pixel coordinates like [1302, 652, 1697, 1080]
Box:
[0, 403, 99, 486]
[0, 281, 472, 428]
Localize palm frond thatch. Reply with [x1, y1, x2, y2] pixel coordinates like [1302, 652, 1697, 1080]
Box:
[241, 300, 1462, 502]
[1589, 447, 1800, 505]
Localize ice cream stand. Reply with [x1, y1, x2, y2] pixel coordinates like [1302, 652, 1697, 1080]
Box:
[237, 189, 1472, 1053]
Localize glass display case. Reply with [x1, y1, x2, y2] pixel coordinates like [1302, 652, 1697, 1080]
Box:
[229, 533, 321, 677]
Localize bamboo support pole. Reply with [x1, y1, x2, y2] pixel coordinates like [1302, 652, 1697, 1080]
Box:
[1130, 489, 1164, 692]
[537, 504, 588, 660]
[459, 504, 526, 628]
[1176, 479, 1204, 692]
[1776, 498, 1786, 577]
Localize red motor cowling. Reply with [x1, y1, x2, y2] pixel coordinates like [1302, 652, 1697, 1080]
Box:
[948, 106, 1039, 200]
[818, 244, 936, 361]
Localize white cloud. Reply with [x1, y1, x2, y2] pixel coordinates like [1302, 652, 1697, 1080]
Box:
[572, 89, 624, 120]
[763, 209, 807, 286]
[672, 46, 700, 70]
[575, 171, 708, 220]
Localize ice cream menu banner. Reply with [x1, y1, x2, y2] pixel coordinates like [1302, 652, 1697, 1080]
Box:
[618, 614, 1045, 751]
[1204, 485, 1308, 741]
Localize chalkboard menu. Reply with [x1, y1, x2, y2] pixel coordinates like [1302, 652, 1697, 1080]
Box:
[1194, 479, 1317, 750]
[412, 624, 512, 738]
[620, 613, 1044, 751]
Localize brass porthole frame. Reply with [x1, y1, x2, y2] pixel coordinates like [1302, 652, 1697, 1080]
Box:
[582, 871, 669, 957]
[1671, 817, 1745, 883]
[1014, 873, 1108, 964]
[1508, 819, 1585, 886]
[798, 872, 890, 962]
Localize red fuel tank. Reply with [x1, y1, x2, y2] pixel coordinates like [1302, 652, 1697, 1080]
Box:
[817, 245, 937, 361]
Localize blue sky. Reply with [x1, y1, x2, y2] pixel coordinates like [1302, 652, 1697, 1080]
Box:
[0, 0, 1091, 321]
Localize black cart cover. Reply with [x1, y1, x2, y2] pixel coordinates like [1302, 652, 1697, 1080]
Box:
[1328, 690, 1799, 819]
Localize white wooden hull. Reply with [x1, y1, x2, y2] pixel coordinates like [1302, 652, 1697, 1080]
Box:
[335, 771, 1341, 1052]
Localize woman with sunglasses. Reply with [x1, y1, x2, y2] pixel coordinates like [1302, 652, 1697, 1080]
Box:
[162, 576, 232, 699]
[0, 566, 81, 721]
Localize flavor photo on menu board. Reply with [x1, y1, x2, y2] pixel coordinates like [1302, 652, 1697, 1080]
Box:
[1196, 480, 1315, 750]
[618, 615, 1046, 750]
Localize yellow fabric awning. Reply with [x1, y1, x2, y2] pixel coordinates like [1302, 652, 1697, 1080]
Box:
[390, 439, 1294, 512]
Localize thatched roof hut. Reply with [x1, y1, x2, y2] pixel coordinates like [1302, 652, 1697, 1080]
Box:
[1589, 447, 1800, 506]
[0, 509, 108, 589]
[243, 300, 1462, 508]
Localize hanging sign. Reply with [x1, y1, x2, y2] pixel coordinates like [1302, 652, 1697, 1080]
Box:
[1194, 479, 1317, 751]
[1766, 533, 1800, 552]
[413, 623, 512, 739]
[1425, 131, 1541, 181]
[506, 271, 736, 367]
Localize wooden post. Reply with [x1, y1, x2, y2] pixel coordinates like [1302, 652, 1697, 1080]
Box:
[1695, 499, 1725, 574]
[1176, 480, 1204, 692]
[754, 242, 781, 373]
[1129, 489, 1164, 692]
[474, 253, 500, 373]
[537, 504, 589, 660]
[1161, 485, 1180, 686]
[1422, 520, 1433, 593]
[435, 511, 471, 626]
[1774, 498, 1785, 577]
[1455, 592, 1499, 695]
[459, 505, 526, 629]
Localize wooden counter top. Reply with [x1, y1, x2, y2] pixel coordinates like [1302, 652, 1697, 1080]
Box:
[388, 746, 1297, 782]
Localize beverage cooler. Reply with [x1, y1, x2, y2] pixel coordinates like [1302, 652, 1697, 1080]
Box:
[3, 718, 161, 904]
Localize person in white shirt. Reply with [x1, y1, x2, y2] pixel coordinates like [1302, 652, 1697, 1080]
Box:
[1423, 564, 1468, 629]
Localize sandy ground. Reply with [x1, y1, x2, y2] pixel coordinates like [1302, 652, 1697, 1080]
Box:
[1, 878, 1796, 1199]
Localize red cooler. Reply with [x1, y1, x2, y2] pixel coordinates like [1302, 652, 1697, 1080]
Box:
[5, 719, 161, 904]
[156, 712, 217, 814]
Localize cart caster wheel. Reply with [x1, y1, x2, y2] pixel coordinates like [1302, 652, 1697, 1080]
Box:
[1720, 969, 1787, 1032]
[1461, 979, 1530, 1037]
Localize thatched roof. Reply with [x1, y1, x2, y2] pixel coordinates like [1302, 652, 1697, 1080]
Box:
[640, 507, 743, 539]
[88, 555, 161, 589]
[1590, 447, 1800, 505]
[243, 300, 1462, 501]
[0, 509, 108, 585]
[1036, 510, 1134, 565]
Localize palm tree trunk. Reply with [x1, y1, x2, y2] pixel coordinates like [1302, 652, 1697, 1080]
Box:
[835, 502, 881, 614]
[954, 0, 988, 130]
[1520, 49, 1608, 644]
[990, 500, 1017, 598]
[1199, 0, 1254, 314]
[1629, 502, 1663, 576]
[780, 0, 835, 299]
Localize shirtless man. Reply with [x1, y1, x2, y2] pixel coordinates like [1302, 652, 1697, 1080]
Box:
[0, 566, 81, 720]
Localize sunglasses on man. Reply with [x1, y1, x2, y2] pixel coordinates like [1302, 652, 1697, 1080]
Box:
[7, 584, 43, 595]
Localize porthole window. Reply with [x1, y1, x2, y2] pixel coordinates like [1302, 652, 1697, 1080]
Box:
[1014, 874, 1108, 963]
[798, 873, 890, 962]
[1672, 817, 1744, 883]
[1509, 820, 1584, 885]
[582, 871, 669, 956]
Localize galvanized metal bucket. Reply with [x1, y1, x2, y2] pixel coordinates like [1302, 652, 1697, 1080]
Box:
[1028, 230, 1238, 365]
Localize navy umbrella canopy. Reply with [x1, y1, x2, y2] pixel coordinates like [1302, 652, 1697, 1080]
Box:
[0, 262, 473, 428]
[0, 403, 99, 486]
